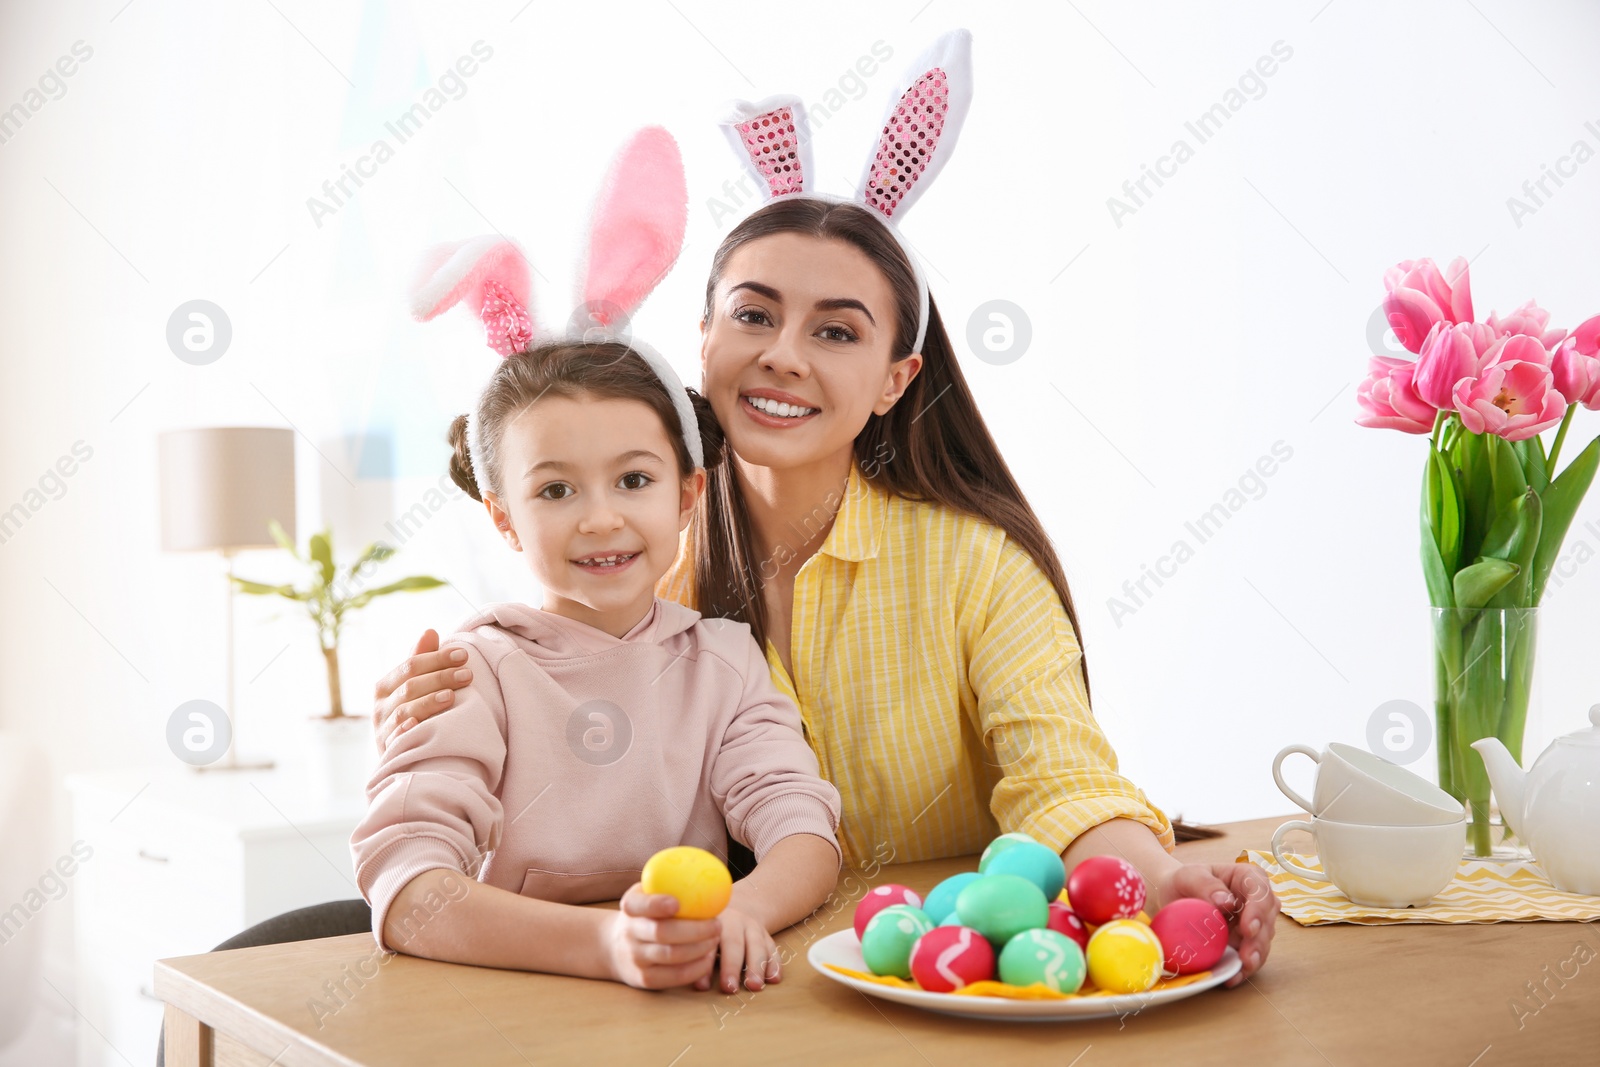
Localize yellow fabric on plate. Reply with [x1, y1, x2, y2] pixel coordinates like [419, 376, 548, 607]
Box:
[822, 963, 1213, 1000]
[657, 459, 1173, 868]
[1240, 849, 1600, 925]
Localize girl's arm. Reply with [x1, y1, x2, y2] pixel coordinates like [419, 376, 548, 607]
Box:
[725, 832, 840, 931]
[385, 868, 723, 989]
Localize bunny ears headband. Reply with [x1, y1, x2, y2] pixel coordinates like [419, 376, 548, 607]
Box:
[718, 29, 973, 355]
[407, 125, 702, 476]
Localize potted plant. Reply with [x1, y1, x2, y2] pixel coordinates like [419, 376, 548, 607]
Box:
[232, 520, 446, 796]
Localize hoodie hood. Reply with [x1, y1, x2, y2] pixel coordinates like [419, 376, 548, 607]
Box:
[452, 596, 703, 660]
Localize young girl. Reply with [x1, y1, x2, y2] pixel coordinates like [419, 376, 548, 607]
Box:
[349, 129, 842, 994]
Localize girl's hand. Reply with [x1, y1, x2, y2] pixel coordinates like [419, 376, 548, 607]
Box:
[691, 905, 780, 994]
[371, 629, 474, 752]
[604, 885, 722, 990]
[1155, 862, 1280, 987]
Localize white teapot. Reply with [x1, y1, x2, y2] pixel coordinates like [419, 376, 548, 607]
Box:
[1473, 704, 1600, 896]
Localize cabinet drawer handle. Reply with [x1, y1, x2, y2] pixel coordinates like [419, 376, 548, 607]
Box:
[137, 849, 169, 863]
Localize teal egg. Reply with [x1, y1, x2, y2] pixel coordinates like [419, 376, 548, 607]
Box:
[860, 904, 934, 978]
[938, 912, 965, 926]
[978, 832, 1038, 873]
[999, 928, 1086, 993]
[923, 871, 983, 924]
[955, 874, 1049, 947]
[985, 840, 1065, 901]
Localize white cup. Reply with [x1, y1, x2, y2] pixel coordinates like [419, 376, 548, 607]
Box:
[1272, 742, 1464, 825]
[1271, 817, 1465, 908]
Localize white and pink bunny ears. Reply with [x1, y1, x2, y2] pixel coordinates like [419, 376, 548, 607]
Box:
[718, 29, 973, 355]
[407, 126, 703, 472]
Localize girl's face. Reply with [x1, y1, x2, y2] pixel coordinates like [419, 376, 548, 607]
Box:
[482, 395, 702, 636]
[700, 232, 922, 472]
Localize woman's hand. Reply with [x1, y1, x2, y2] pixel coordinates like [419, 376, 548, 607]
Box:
[371, 629, 475, 752]
[604, 885, 722, 990]
[1153, 862, 1281, 987]
[692, 905, 781, 994]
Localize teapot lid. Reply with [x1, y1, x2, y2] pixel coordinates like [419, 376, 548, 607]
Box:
[1561, 704, 1600, 747]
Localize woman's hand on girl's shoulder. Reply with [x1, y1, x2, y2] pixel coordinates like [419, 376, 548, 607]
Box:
[371, 629, 475, 752]
[1156, 862, 1281, 987]
[605, 885, 723, 991]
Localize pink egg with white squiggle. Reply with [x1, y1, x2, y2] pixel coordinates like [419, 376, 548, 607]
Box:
[908, 925, 996, 992]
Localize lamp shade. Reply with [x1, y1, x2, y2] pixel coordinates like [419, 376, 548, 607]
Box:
[159, 427, 296, 552]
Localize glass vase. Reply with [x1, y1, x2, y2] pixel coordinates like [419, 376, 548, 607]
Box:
[1431, 606, 1539, 858]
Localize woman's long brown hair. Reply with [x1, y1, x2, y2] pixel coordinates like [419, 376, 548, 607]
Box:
[691, 197, 1096, 703]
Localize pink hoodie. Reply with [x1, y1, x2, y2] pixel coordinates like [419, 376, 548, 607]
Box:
[349, 597, 842, 951]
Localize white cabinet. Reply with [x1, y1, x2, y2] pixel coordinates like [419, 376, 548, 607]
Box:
[66, 768, 365, 1067]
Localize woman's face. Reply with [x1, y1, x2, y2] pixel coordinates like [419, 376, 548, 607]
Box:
[700, 232, 923, 473]
[483, 395, 701, 634]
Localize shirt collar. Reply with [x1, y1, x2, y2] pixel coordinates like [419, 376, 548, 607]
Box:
[817, 459, 889, 563]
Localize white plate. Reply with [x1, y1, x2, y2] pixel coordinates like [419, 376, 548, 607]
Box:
[806, 929, 1241, 1021]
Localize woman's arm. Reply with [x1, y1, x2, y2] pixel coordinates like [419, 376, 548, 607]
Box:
[386, 868, 724, 989]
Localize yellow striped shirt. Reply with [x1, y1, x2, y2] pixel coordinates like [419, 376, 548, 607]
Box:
[657, 459, 1173, 869]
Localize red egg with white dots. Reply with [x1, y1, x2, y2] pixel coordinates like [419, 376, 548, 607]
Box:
[908, 925, 996, 992]
[1045, 901, 1090, 950]
[854, 884, 924, 942]
[1065, 856, 1147, 927]
[1149, 898, 1229, 975]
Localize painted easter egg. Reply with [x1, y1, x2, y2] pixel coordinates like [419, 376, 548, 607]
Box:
[922, 871, 983, 925]
[861, 904, 934, 979]
[1086, 919, 1165, 994]
[978, 832, 1038, 873]
[1149, 898, 1229, 975]
[1045, 901, 1090, 950]
[937, 912, 966, 927]
[998, 928, 1087, 993]
[954, 874, 1049, 948]
[908, 925, 996, 992]
[1066, 855, 1147, 927]
[640, 846, 731, 919]
[853, 883, 924, 942]
[984, 840, 1066, 901]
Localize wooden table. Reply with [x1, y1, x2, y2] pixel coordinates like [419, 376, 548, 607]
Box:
[155, 816, 1600, 1066]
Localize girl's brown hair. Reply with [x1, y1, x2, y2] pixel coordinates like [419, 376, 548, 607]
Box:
[692, 198, 1096, 702]
[447, 340, 725, 503]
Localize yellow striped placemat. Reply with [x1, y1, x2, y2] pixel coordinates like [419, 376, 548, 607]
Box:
[1239, 849, 1600, 925]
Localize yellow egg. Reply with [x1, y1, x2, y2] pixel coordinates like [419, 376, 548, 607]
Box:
[640, 846, 732, 919]
[1086, 919, 1164, 994]
[1134, 910, 1152, 925]
[1058, 888, 1071, 905]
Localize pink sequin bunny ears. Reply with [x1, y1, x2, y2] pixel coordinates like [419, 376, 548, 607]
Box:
[718, 29, 974, 354]
[407, 126, 702, 472]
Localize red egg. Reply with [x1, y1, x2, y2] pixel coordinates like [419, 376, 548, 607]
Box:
[854, 884, 924, 942]
[908, 925, 996, 992]
[1045, 901, 1089, 950]
[1149, 898, 1229, 975]
[1065, 856, 1147, 927]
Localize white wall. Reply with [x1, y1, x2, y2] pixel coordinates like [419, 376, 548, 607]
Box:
[3, 0, 1600, 1053]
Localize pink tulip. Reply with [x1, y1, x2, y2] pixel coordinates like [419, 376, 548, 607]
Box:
[1356, 356, 1437, 434]
[1452, 356, 1568, 441]
[1487, 299, 1567, 351]
[1552, 314, 1600, 409]
[1413, 320, 1500, 409]
[1383, 257, 1473, 353]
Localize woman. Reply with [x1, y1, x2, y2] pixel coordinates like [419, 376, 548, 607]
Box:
[372, 197, 1280, 988]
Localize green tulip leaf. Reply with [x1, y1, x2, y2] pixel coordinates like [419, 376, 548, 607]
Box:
[1453, 559, 1520, 611]
[1513, 436, 1550, 495]
[1426, 449, 1462, 573]
[1532, 434, 1600, 605]
[309, 531, 335, 588]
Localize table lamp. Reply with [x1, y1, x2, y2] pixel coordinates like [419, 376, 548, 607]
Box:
[158, 427, 296, 771]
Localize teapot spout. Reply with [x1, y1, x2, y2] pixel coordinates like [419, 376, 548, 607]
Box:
[1471, 737, 1527, 839]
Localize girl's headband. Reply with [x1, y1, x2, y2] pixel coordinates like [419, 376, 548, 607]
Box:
[717, 28, 973, 355]
[406, 125, 702, 482]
